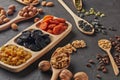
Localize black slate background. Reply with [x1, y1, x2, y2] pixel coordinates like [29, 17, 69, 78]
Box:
[0, 0, 120, 80]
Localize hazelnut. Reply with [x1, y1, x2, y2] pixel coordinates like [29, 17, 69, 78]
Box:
[28, 11, 34, 16]
[7, 9, 14, 15]
[8, 4, 16, 11]
[38, 60, 51, 72]
[59, 69, 73, 80]
[34, 18, 40, 23]
[0, 15, 6, 20]
[23, 12, 28, 17]
[74, 72, 88, 80]
[11, 23, 18, 30]
[32, 7, 37, 14]
[1, 10, 6, 15]
[38, 8, 43, 14]
[46, 2, 54, 7]
[41, 1, 47, 6]
[19, 11, 24, 16]
[3, 18, 10, 23]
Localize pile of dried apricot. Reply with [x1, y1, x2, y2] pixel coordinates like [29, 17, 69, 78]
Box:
[37, 15, 68, 35]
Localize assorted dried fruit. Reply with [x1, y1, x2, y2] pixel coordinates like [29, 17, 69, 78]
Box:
[0, 44, 32, 66]
[37, 15, 68, 35]
[19, 5, 38, 17]
[15, 29, 51, 51]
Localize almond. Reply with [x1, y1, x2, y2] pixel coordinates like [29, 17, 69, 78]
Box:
[46, 2, 54, 7]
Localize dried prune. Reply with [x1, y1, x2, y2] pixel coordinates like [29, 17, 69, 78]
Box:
[19, 31, 31, 41]
[16, 38, 23, 45]
[15, 29, 51, 51]
[31, 30, 43, 39]
[29, 44, 42, 51]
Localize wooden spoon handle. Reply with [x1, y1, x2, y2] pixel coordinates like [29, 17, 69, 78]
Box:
[107, 51, 119, 76]
[0, 16, 22, 31]
[51, 69, 61, 80]
[58, 0, 80, 20]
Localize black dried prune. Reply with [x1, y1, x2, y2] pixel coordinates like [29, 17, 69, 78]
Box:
[19, 31, 31, 41]
[16, 38, 23, 45]
[29, 44, 42, 51]
[31, 30, 43, 39]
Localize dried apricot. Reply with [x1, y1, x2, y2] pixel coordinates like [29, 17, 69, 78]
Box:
[55, 18, 66, 23]
[48, 24, 56, 29]
[39, 22, 48, 30]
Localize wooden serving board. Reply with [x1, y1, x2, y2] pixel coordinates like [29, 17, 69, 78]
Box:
[0, 17, 72, 72]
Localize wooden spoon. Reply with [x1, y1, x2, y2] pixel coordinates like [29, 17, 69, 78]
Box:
[0, 7, 38, 31]
[16, 0, 40, 6]
[50, 50, 70, 80]
[98, 39, 119, 76]
[73, 0, 82, 12]
[58, 0, 94, 35]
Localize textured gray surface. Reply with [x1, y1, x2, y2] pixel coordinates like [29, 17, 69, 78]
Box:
[0, 0, 120, 80]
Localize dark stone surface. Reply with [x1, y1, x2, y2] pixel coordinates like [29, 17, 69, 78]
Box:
[0, 0, 120, 80]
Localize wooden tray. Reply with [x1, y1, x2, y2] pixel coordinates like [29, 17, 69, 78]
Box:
[0, 17, 72, 72]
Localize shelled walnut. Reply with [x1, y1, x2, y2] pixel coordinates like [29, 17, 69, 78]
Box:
[51, 52, 70, 69]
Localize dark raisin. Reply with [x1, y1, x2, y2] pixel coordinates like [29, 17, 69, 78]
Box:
[15, 38, 23, 45]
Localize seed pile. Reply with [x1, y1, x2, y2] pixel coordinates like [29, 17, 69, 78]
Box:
[0, 44, 32, 66]
[15, 29, 51, 51]
[78, 8, 105, 18]
[78, 20, 93, 32]
[110, 35, 120, 53]
[19, 5, 38, 17]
